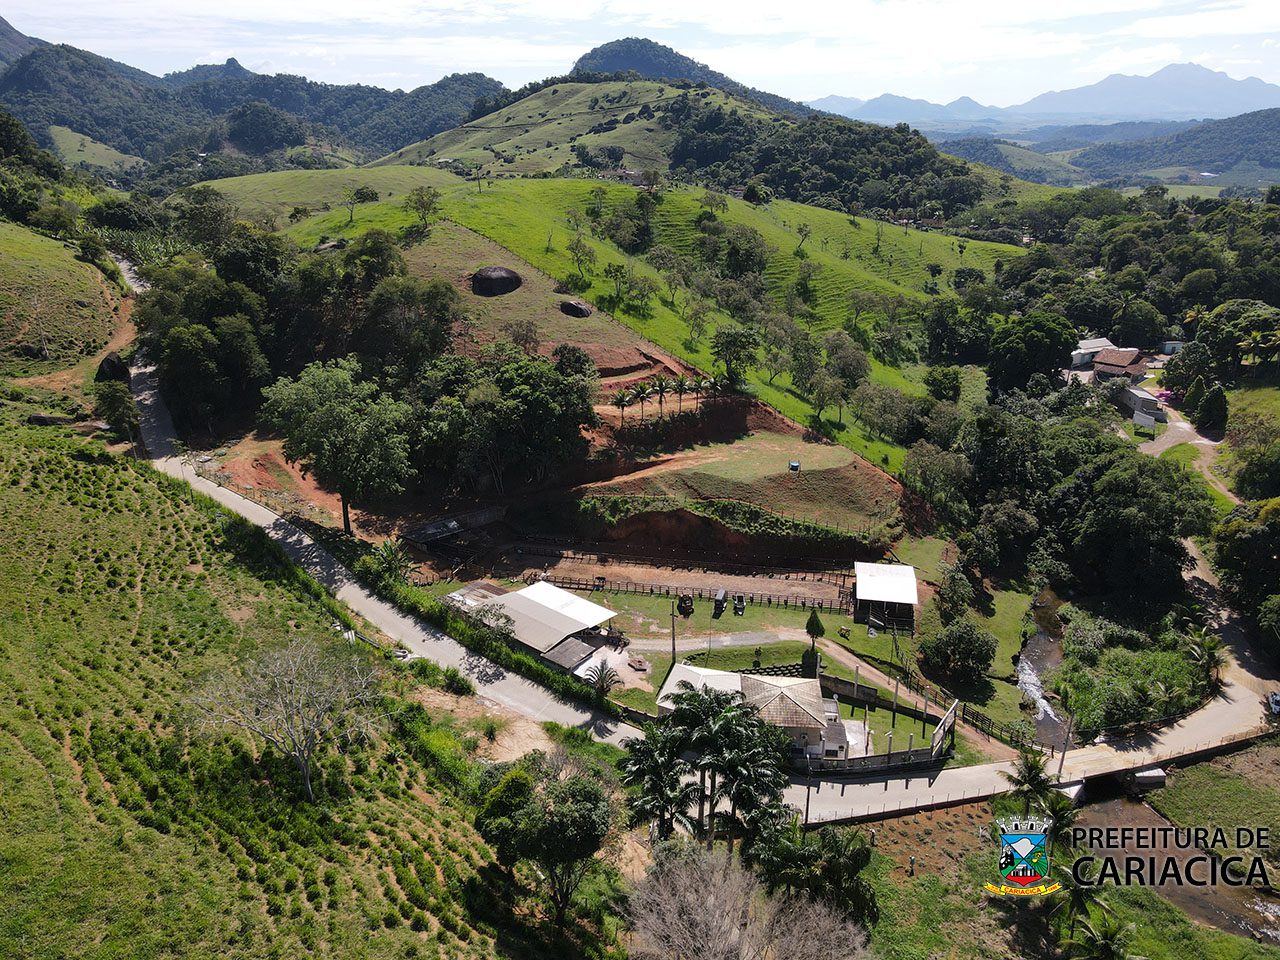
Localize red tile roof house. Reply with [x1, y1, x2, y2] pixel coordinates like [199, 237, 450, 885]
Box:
[1091, 347, 1149, 383]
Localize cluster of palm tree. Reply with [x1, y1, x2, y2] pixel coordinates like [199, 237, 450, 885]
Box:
[1238, 328, 1280, 368]
[609, 373, 725, 426]
[620, 680, 790, 852]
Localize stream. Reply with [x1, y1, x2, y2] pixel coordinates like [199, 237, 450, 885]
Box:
[1015, 589, 1073, 748]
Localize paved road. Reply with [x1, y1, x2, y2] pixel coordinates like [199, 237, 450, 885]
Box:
[128, 358, 640, 746]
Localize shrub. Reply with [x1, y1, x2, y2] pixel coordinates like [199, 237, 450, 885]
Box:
[917, 616, 996, 684]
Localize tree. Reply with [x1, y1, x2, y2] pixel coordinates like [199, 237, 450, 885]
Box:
[1051, 861, 1111, 943]
[686, 298, 711, 345]
[340, 184, 379, 223]
[519, 774, 614, 925]
[987, 310, 1077, 393]
[566, 234, 597, 280]
[1182, 375, 1207, 412]
[794, 222, 812, 254]
[189, 639, 380, 802]
[711, 325, 761, 387]
[1067, 914, 1143, 960]
[805, 609, 826, 650]
[809, 369, 841, 421]
[918, 616, 995, 684]
[603, 261, 629, 301]
[628, 847, 870, 960]
[475, 768, 535, 869]
[92, 380, 139, 450]
[935, 562, 975, 623]
[902, 440, 972, 518]
[503, 317, 541, 355]
[650, 374, 672, 417]
[368, 538, 412, 585]
[402, 185, 441, 227]
[672, 373, 692, 414]
[261, 359, 414, 534]
[552, 343, 597, 381]
[924, 365, 963, 402]
[585, 661, 621, 694]
[357, 276, 459, 373]
[1194, 383, 1228, 433]
[611, 388, 632, 425]
[621, 724, 698, 840]
[1038, 789, 1079, 857]
[1000, 749, 1053, 813]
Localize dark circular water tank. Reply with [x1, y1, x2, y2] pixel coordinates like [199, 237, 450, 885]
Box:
[471, 266, 523, 296]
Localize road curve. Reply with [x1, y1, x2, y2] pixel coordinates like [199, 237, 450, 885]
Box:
[128, 357, 640, 746]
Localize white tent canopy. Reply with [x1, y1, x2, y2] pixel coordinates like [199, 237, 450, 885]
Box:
[482, 581, 615, 653]
[853, 562, 919, 606]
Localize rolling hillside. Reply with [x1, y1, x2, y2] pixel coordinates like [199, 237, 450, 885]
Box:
[0, 221, 120, 377]
[204, 168, 1024, 467]
[941, 138, 1085, 186]
[0, 397, 552, 958]
[373, 79, 770, 174]
[1072, 107, 1280, 186]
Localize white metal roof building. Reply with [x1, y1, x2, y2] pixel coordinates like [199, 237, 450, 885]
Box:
[853, 562, 919, 633]
[481, 581, 616, 654]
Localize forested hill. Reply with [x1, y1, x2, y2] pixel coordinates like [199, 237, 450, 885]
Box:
[0, 43, 503, 158]
[573, 37, 812, 118]
[1071, 107, 1280, 178]
[0, 15, 44, 69]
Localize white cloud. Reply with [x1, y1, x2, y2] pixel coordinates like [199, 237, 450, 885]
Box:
[5, 0, 1279, 103]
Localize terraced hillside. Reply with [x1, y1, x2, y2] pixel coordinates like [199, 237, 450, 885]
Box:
[0, 395, 565, 959]
[373, 80, 772, 174]
[0, 220, 120, 376]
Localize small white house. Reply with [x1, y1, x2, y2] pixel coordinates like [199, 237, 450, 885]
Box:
[1120, 386, 1165, 421]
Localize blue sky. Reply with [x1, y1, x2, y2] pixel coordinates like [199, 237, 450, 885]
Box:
[8, 1, 1280, 105]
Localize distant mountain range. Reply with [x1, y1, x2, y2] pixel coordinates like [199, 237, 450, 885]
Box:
[0, 41, 502, 160]
[812, 63, 1280, 133]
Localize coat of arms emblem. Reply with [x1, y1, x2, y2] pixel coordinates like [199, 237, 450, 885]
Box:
[984, 818, 1062, 896]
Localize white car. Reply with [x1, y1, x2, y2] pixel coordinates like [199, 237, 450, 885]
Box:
[1267, 691, 1280, 717]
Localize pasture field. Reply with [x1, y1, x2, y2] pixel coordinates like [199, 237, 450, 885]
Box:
[207, 165, 459, 224]
[0, 221, 120, 377]
[0, 392, 568, 960]
[1227, 373, 1280, 422]
[374, 80, 770, 174]
[593, 429, 901, 532]
[48, 125, 145, 173]
[403, 218, 647, 359]
[206, 168, 1023, 470]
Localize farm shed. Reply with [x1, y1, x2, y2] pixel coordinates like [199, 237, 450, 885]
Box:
[853, 562, 919, 634]
[479, 581, 616, 669]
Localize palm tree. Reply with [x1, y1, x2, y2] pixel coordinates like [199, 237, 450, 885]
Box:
[1001, 749, 1053, 813]
[1238, 330, 1268, 367]
[630, 381, 652, 421]
[668, 681, 743, 836]
[811, 827, 879, 927]
[620, 724, 699, 840]
[651, 375, 672, 418]
[585, 661, 621, 695]
[700, 704, 753, 848]
[1182, 304, 1207, 334]
[611, 389, 632, 426]
[1068, 914, 1145, 960]
[672, 373, 692, 414]
[1037, 789, 1079, 857]
[716, 731, 789, 854]
[1185, 628, 1227, 690]
[1051, 862, 1111, 942]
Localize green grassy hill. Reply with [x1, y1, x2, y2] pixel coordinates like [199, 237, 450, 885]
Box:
[48, 124, 144, 173]
[372, 80, 771, 175]
[0, 220, 120, 376]
[0, 393, 560, 958]
[206, 169, 1025, 468]
[942, 138, 1085, 186]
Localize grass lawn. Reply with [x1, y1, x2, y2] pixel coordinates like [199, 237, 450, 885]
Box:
[1227, 372, 1280, 422]
[0, 391, 598, 959]
[0, 220, 120, 377]
[580, 587, 841, 642]
[598, 429, 901, 532]
[1160, 443, 1237, 517]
